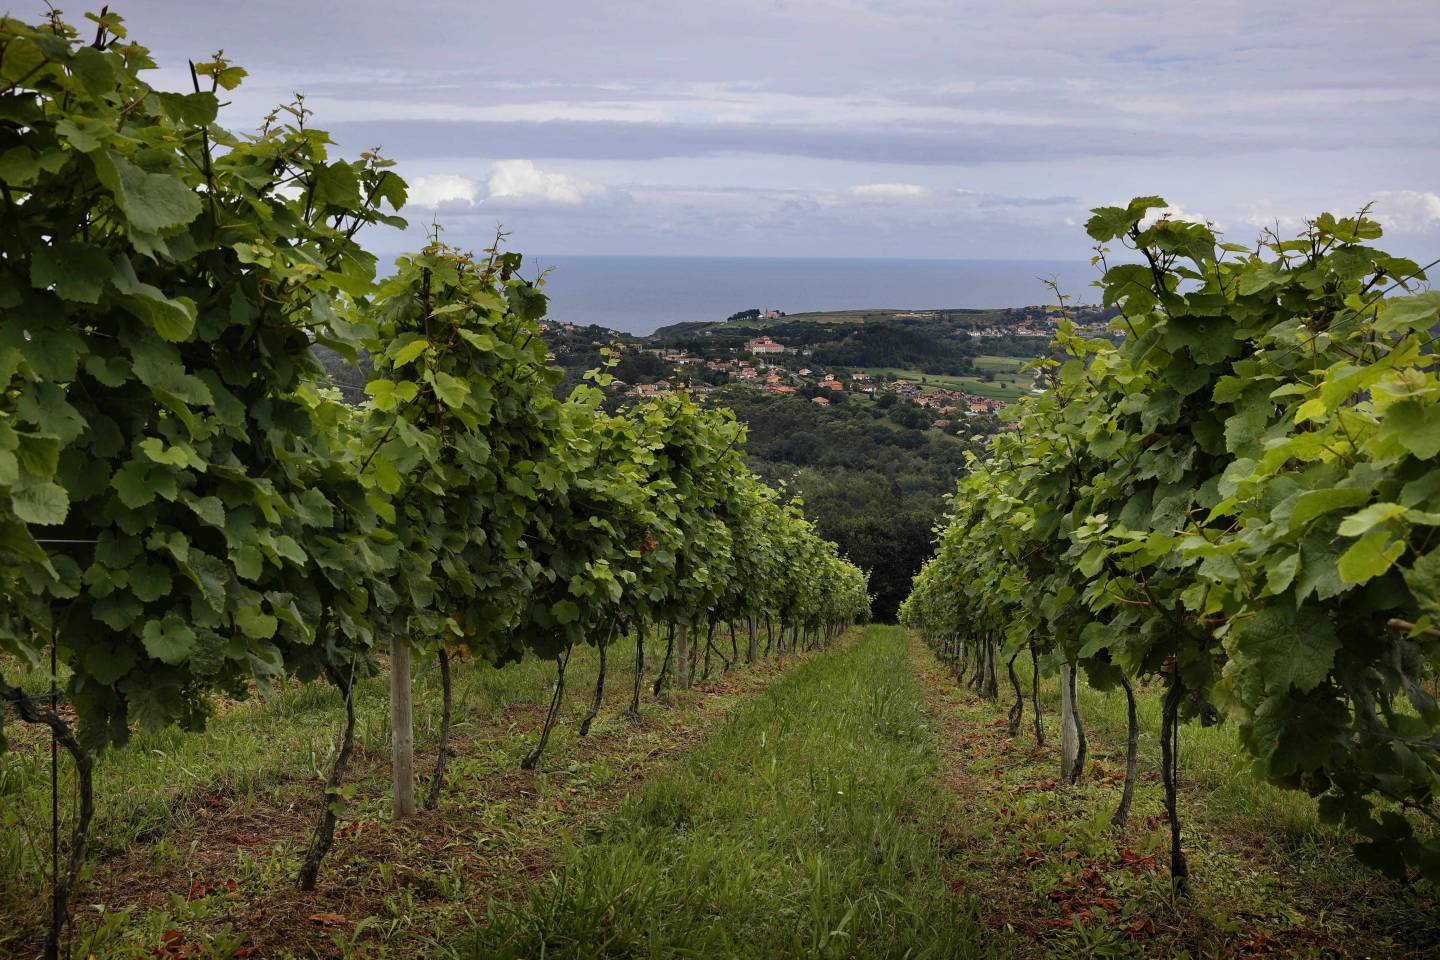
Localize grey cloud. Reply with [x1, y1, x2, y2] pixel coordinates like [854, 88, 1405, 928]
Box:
[978, 195, 1080, 208]
[109, 0, 1440, 258]
[325, 117, 1344, 166]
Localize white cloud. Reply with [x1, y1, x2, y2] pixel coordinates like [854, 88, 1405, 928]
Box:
[1241, 211, 1306, 232]
[488, 159, 603, 205]
[282, 85, 1073, 130]
[1139, 203, 1208, 228]
[1238, 191, 1440, 239]
[1372, 190, 1440, 233]
[405, 163, 605, 212]
[407, 173, 483, 209]
[847, 182, 933, 201]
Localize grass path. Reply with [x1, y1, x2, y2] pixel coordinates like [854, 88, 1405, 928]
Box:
[461, 625, 989, 959]
[907, 633, 1440, 959]
[16, 626, 1431, 958]
[1, 630, 814, 958]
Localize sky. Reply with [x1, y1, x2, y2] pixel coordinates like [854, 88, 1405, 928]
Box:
[118, 0, 1440, 262]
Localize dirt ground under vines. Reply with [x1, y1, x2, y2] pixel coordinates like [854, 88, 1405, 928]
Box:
[909, 635, 1439, 959]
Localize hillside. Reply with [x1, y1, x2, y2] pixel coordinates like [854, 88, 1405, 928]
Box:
[540, 319, 1034, 621]
[652, 304, 1113, 337]
[715, 387, 976, 621]
[650, 305, 1098, 376]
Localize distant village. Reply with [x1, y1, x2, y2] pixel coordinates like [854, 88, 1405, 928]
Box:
[887, 308, 1101, 339]
[537, 312, 1067, 432]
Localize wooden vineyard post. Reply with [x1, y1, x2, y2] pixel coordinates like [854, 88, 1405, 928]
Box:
[1060, 663, 1081, 782]
[390, 637, 415, 818]
[675, 624, 690, 690]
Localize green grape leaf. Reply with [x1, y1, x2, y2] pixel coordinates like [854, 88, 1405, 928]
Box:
[1338, 528, 1406, 584]
[139, 437, 196, 468]
[312, 161, 361, 209]
[129, 341, 212, 404]
[1402, 548, 1440, 619]
[84, 354, 131, 387]
[92, 593, 143, 631]
[387, 337, 430, 367]
[1224, 400, 1270, 454]
[232, 545, 263, 581]
[1338, 502, 1406, 537]
[10, 479, 69, 525]
[1231, 604, 1339, 693]
[96, 151, 203, 234]
[69, 46, 117, 95]
[457, 330, 496, 352]
[193, 59, 248, 90]
[234, 604, 278, 639]
[1293, 534, 1346, 602]
[15, 434, 59, 478]
[1287, 487, 1371, 530]
[142, 615, 196, 664]
[112, 459, 158, 508]
[1374, 291, 1440, 334]
[270, 535, 307, 566]
[114, 265, 198, 342]
[187, 496, 226, 529]
[1264, 552, 1300, 595]
[155, 91, 219, 126]
[1380, 400, 1440, 461]
[30, 240, 113, 303]
[430, 371, 470, 409]
[129, 562, 173, 601]
[54, 116, 110, 153]
[181, 552, 229, 613]
[82, 640, 137, 685]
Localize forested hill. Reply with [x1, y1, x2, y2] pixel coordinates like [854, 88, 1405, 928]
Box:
[693, 387, 976, 621]
[653, 308, 1059, 374]
[650, 305, 1113, 376]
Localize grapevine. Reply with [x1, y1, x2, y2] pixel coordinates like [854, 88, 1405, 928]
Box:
[0, 11, 871, 951]
[902, 197, 1440, 888]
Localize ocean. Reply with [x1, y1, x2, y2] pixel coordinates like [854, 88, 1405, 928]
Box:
[528, 256, 1100, 336]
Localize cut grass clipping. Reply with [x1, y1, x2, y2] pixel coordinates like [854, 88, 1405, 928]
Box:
[462, 625, 986, 959]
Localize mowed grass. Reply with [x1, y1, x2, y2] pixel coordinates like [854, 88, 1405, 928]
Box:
[909, 636, 1440, 958]
[859, 360, 1037, 401]
[460, 625, 992, 960]
[972, 355, 1028, 374]
[0, 629, 801, 958]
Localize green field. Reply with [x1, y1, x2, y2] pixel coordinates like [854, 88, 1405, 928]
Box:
[860, 356, 1039, 401]
[972, 355, 1029, 373]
